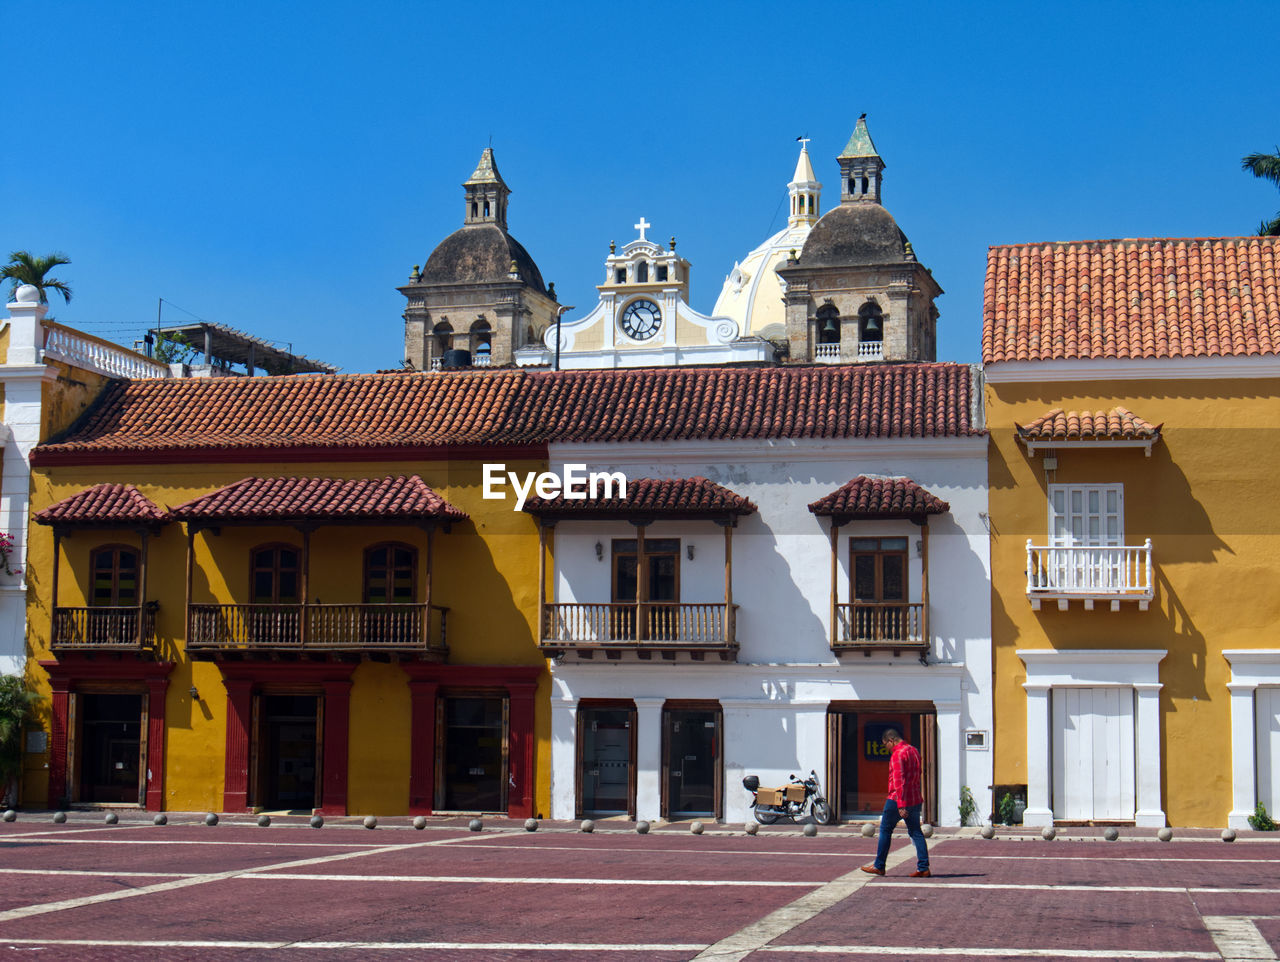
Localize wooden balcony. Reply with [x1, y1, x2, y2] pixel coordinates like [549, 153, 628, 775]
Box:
[834, 602, 926, 653]
[541, 602, 737, 660]
[51, 605, 159, 652]
[187, 603, 449, 657]
[1026, 541, 1154, 611]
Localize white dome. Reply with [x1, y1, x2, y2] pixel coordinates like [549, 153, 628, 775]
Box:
[712, 221, 812, 340]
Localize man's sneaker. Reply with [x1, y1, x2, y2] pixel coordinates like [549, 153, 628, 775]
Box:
[910, 869, 932, 877]
[860, 864, 885, 876]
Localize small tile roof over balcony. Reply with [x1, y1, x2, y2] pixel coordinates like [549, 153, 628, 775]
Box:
[1016, 407, 1162, 455]
[808, 476, 949, 523]
[169, 475, 468, 525]
[35, 483, 170, 528]
[33, 363, 982, 464]
[983, 236, 1280, 363]
[523, 477, 757, 522]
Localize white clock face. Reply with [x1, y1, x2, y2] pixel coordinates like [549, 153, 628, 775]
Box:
[621, 299, 662, 341]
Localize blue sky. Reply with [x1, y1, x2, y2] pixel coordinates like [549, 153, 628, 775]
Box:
[7, 0, 1279, 374]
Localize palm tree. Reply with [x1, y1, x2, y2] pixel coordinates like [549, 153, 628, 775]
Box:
[1, 250, 73, 304]
[1241, 149, 1280, 236]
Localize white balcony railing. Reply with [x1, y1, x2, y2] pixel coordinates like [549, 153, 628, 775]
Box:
[856, 340, 884, 361]
[42, 323, 171, 380]
[1026, 540, 1153, 611]
[814, 343, 841, 363]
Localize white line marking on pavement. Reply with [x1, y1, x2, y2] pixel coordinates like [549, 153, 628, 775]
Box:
[1201, 916, 1279, 961]
[934, 854, 1280, 864]
[761, 947, 1221, 959]
[691, 839, 931, 961]
[242, 872, 815, 887]
[0, 868, 187, 878]
[0, 833, 482, 924]
[875, 881, 1280, 894]
[1, 836, 387, 848]
[0, 938, 711, 952]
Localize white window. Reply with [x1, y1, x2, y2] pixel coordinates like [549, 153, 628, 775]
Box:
[1049, 484, 1123, 546]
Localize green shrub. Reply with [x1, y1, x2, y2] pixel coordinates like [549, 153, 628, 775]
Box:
[1247, 802, 1278, 831]
[959, 785, 978, 826]
[0, 675, 42, 795]
[998, 792, 1017, 826]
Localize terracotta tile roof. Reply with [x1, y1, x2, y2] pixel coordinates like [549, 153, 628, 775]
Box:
[36, 363, 981, 460]
[169, 475, 467, 523]
[523, 477, 757, 519]
[807, 476, 949, 520]
[35, 483, 171, 526]
[983, 236, 1280, 362]
[1016, 407, 1162, 443]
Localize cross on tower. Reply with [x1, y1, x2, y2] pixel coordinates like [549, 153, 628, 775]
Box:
[797, 137, 810, 149]
[634, 217, 651, 241]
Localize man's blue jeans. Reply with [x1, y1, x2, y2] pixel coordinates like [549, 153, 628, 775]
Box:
[874, 798, 929, 872]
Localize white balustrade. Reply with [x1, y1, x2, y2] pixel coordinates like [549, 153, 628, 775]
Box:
[857, 340, 884, 360]
[42, 323, 170, 380]
[1025, 540, 1154, 609]
[814, 343, 842, 363]
[473, 353, 492, 367]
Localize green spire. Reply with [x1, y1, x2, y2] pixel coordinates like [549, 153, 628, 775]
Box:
[839, 115, 880, 160]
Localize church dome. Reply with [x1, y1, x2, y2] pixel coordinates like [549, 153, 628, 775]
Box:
[799, 203, 909, 267]
[419, 223, 548, 294]
[713, 223, 811, 340]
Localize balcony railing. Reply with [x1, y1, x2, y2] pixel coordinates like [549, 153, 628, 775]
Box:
[52, 605, 158, 651]
[856, 340, 884, 361]
[1026, 541, 1154, 610]
[187, 603, 449, 652]
[541, 602, 736, 653]
[814, 343, 842, 363]
[834, 602, 925, 651]
[42, 322, 171, 380]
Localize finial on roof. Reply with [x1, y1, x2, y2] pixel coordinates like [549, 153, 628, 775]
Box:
[508, 259, 520, 278]
[670, 236, 676, 251]
[410, 264, 420, 282]
[610, 240, 616, 254]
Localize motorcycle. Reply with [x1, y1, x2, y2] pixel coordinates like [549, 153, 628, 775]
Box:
[743, 769, 833, 825]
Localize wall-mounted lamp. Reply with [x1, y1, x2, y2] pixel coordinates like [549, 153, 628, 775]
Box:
[915, 539, 924, 558]
[594, 541, 604, 562]
[189, 686, 200, 702]
[686, 543, 695, 561]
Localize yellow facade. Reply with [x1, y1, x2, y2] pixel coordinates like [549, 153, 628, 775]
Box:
[988, 375, 1280, 826]
[24, 458, 552, 816]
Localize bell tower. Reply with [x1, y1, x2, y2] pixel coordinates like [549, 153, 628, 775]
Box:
[788, 140, 822, 227]
[838, 115, 885, 205]
[463, 148, 510, 228]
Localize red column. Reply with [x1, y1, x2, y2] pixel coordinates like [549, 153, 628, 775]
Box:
[46, 675, 72, 809]
[222, 678, 254, 811]
[507, 682, 537, 819]
[144, 678, 169, 810]
[318, 679, 351, 815]
[407, 679, 439, 814]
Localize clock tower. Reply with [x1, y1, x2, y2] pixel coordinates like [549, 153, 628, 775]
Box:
[516, 219, 774, 369]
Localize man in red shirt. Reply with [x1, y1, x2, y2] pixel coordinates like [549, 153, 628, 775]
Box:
[861, 728, 930, 877]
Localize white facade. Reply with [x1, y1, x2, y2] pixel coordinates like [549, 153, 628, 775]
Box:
[1224, 650, 1280, 830]
[543, 436, 991, 825]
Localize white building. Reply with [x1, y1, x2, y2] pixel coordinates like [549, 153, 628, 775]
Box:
[525, 363, 991, 825]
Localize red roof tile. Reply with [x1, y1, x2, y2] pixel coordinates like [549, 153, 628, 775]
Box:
[1016, 407, 1161, 443]
[169, 475, 467, 523]
[35, 483, 170, 526]
[807, 477, 949, 520]
[983, 237, 1280, 362]
[36, 364, 981, 461]
[523, 477, 757, 519]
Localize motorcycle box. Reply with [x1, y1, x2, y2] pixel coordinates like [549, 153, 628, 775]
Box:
[784, 784, 807, 804]
[756, 787, 786, 806]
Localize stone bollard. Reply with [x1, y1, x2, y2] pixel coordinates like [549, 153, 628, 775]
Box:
[580, 819, 595, 833]
[363, 816, 378, 830]
[1222, 828, 1237, 843]
[1041, 826, 1056, 840]
[104, 813, 118, 825]
[1157, 827, 1173, 842]
[803, 823, 818, 837]
[53, 812, 67, 823]
[524, 818, 539, 832]
[310, 815, 324, 829]
[981, 823, 996, 839]
[744, 821, 759, 836]
[412, 816, 427, 830]
[1104, 827, 1119, 841]
[690, 821, 704, 835]
[636, 820, 650, 835]
[257, 815, 271, 827]
[204, 813, 219, 826]
[921, 823, 934, 838]
[468, 818, 483, 832]
[860, 822, 876, 838]
[2, 810, 15, 822]
[153, 814, 167, 826]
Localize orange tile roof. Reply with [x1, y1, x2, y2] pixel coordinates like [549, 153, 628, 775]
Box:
[983, 237, 1280, 362]
[35, 483, 170, 526]
[36, 364, 981, 461]
[169, 475, 467, 523]
[1016, 407, 1161, 443]
[523, 477, 757, 519]
[807, 476, 949, 520]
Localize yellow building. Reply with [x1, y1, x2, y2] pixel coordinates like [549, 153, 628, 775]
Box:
[24, 371, 550, 816]
[983, 236, 1280, 828]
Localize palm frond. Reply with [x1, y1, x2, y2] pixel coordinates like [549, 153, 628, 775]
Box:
[2, 250, 73, 303]
[1242, 149, 1280, 187]
[1260, 213, 1280, 237]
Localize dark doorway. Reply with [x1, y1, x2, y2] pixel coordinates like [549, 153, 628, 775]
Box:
[259, 694, 319, 811]
[662, 704, 720, 818]
[438, 695, 506, 812]
[578, 704, 635, 816]
[829, 706, 936, 822]
[77, 692, 143, 804]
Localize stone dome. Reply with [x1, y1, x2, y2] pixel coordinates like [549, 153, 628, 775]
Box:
[799, 203, 909, 268]
[420, 223, 548, 293]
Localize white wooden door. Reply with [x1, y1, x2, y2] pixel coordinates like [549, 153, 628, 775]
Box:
[1257, 688, 1280, 816]
[1052, 687, 1136, 820]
